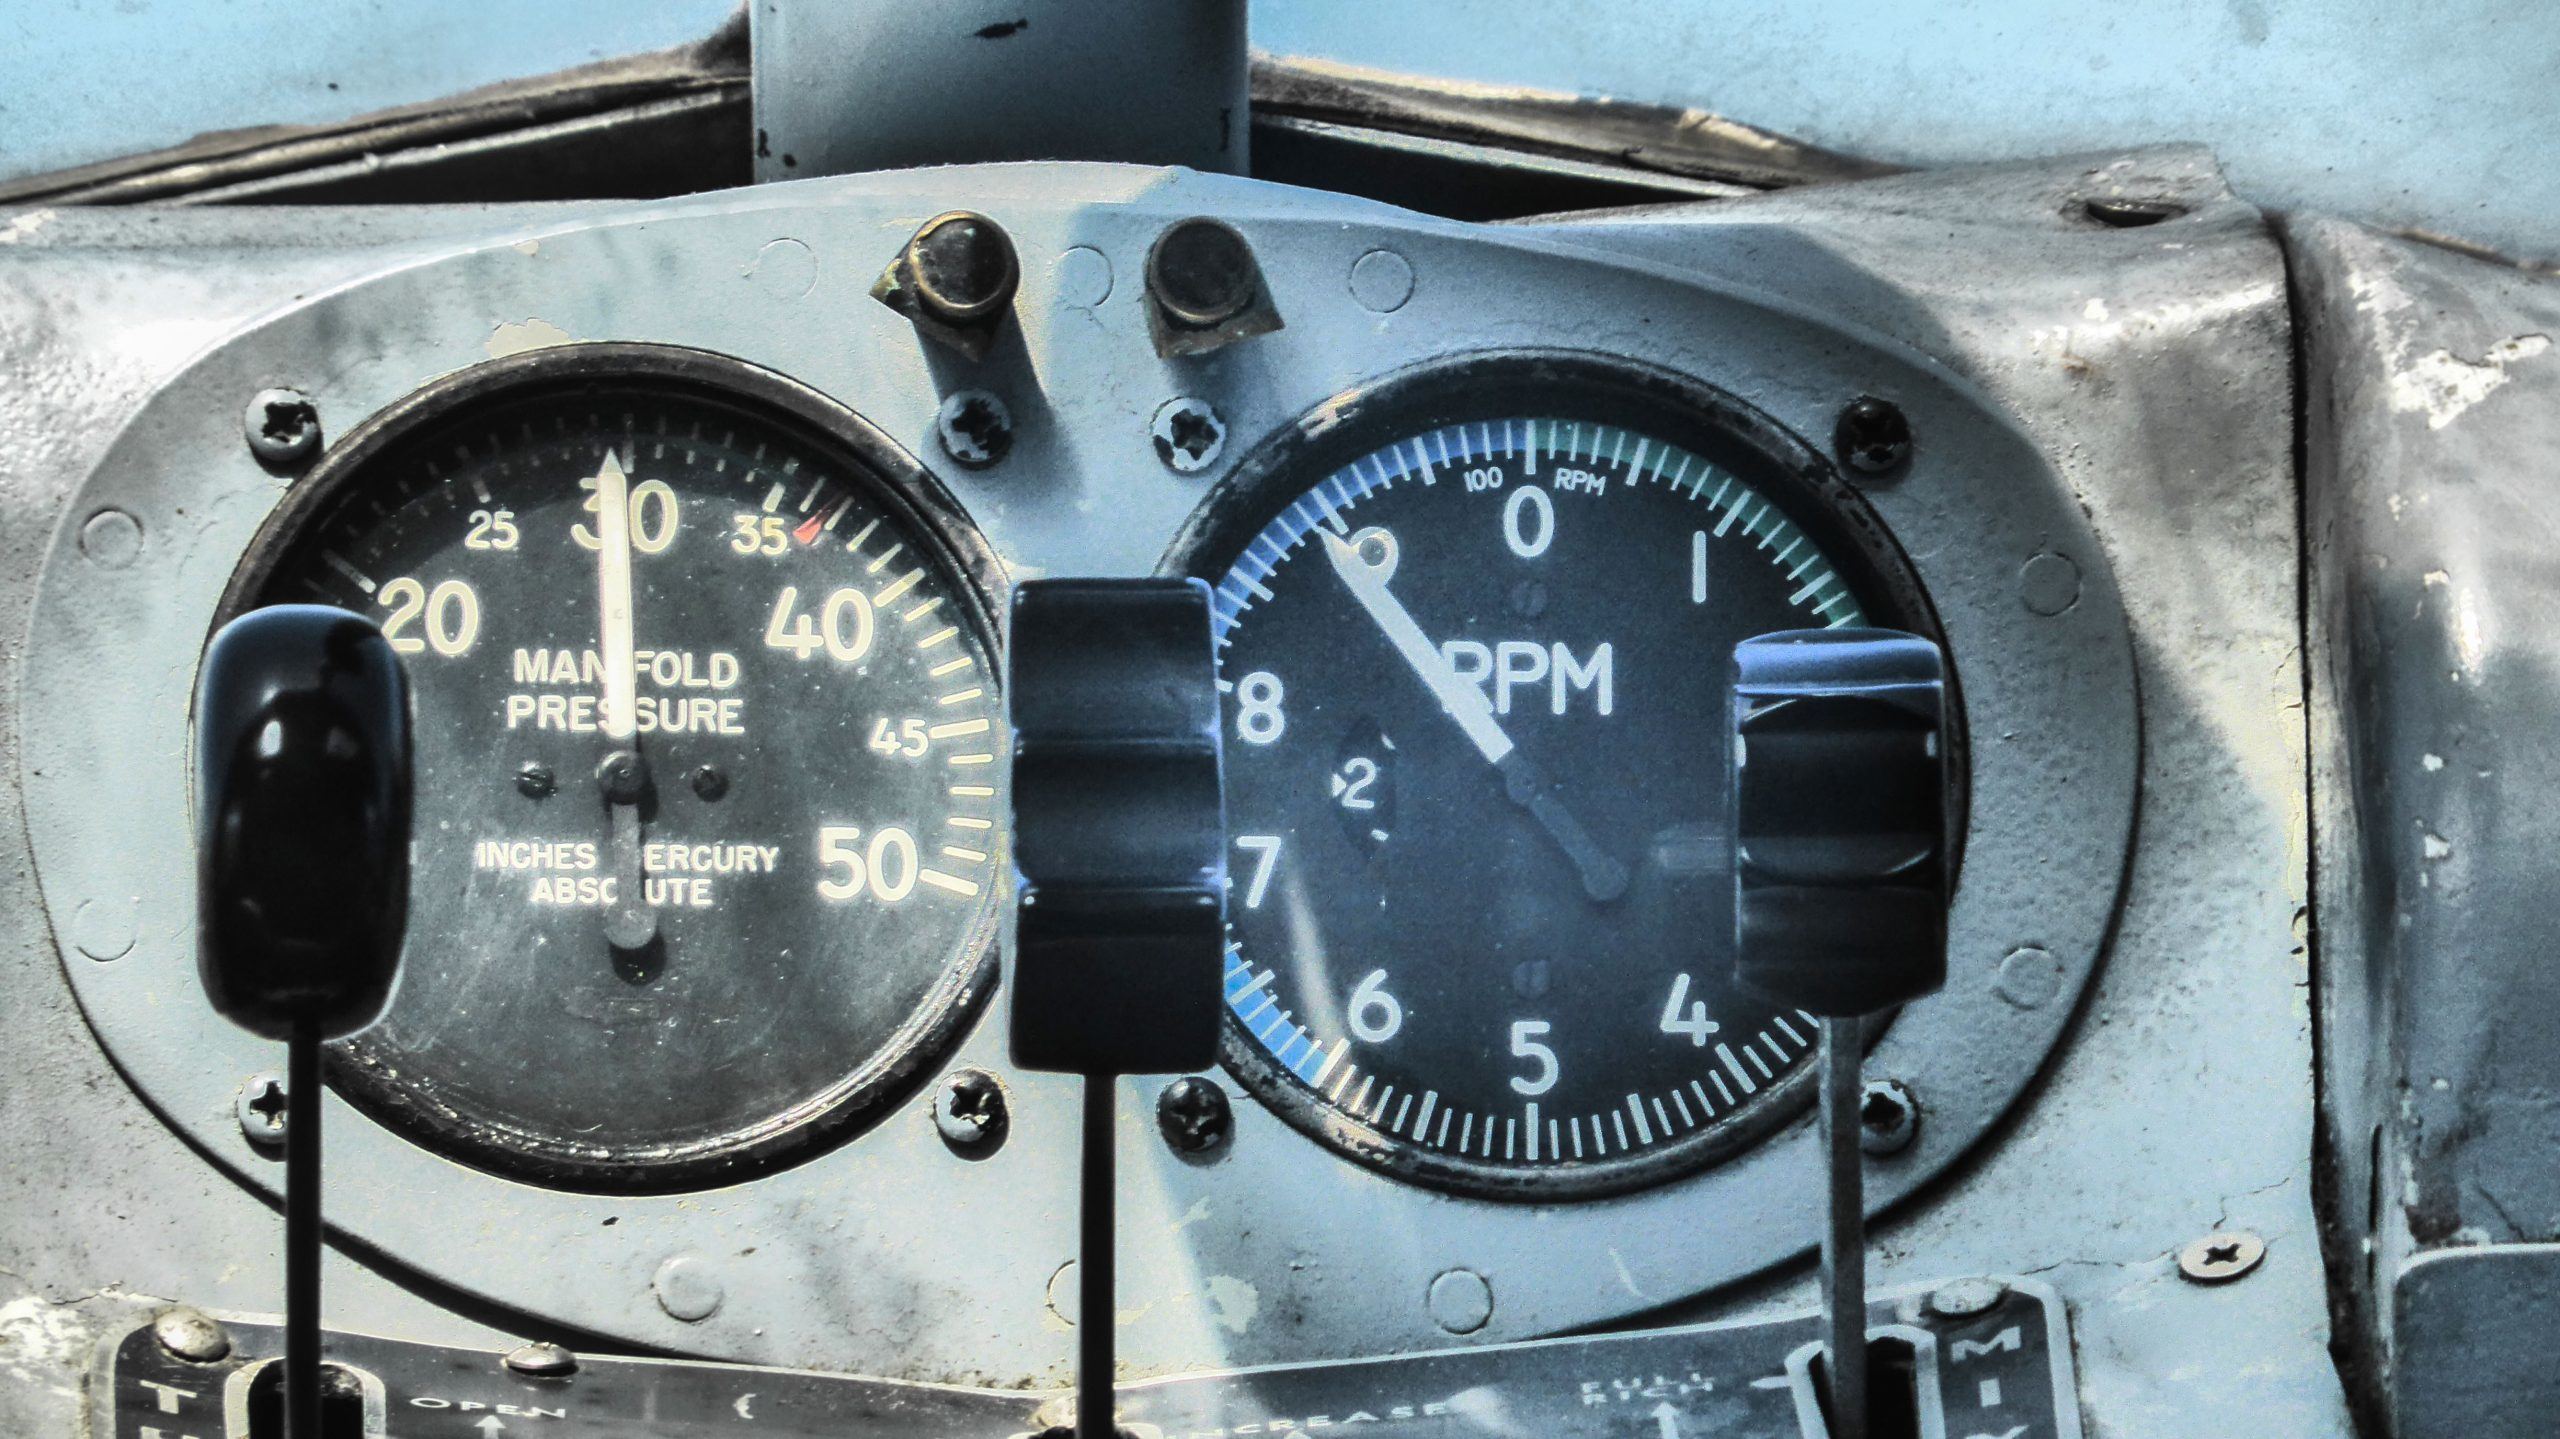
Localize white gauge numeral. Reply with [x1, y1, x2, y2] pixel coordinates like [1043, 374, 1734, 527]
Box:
[573, 476, 679, 554]
[816, 825, 918, 903]
[1658, 973, 1719, 1046]
[1332, 756, 1379, 810]
[1235, 670, 1286, 744]
[1234, 834, 1282, 909]
[1509, 1020, 1559, 1095]
[377, 577, 480, 657]
[1503, 485, 1554, 558]
[868, 717, 930, 759]
[731, 513, 790, 555]
[464, 508, 519, 551]
[764, 585, 876, 662]
[1348, 969, 1404, 1043]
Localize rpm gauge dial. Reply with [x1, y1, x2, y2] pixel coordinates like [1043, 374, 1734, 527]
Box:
[223, 345, 1005, 1190]
[1175, 358, 1949, 1199]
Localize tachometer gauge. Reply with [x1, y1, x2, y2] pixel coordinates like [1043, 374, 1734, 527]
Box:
[221, 345, 1005, 1189]
[1170, 357, 1953, 1199]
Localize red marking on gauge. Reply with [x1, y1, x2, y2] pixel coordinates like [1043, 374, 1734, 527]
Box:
[795, 504, 836, 546]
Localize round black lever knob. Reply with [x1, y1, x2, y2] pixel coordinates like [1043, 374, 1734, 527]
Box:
[1729, 627, 1952, 1018]
[195, 605, 412, 1041]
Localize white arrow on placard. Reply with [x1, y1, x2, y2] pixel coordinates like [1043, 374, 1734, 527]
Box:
[1651, 1401, 1683, 1439]
[475, 1418, 506, 1437]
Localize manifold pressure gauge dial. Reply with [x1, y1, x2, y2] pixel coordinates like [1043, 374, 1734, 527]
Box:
[223, 345, 1005, 1189]
[1171, 357, 1953, 1200]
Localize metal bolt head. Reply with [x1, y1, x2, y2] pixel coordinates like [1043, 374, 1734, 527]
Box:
[1425, 1268, 1495, 1335]
[903, 212, 1019, 325]
[2177, 1230, 2267, 1284]
[1156, 1076, 1233, 1155]
[935, 390, 1015, 469]
[933, 1068, 1008, 1153]
[515, 763, 556, 799]
[1147, 218, 1258, 329]
[502, 1340, 577, 1377]
[153, 1307, 232, 1363]
[1834, 395, 1912, 478]
[1857, 1078, 1920, 1156]
[689, 764, 730, 801]
[236, 1071, 289, 1145]
[244, 388, 322, 471]
[1150, 398, 1226, 474]
[1925, 1276, 2007, 1319]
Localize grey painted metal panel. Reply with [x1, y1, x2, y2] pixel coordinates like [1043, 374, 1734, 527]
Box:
[2294, 211, 2560, 1432]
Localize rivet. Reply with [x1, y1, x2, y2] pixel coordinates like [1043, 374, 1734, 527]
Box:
[78, 509, 143, 569]
[1054, 245, 1114, 309]
[2020, 551, 2083, 616]
[1425, 1268, 1494, 1335]
[1348, 249, 1415, 313]
[70, 895, 138, 961]
[1994, 945, 2065, 1009]
[652, 1255, 725, 1322]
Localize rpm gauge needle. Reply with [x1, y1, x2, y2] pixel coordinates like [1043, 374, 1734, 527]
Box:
[1319, 527, 1629, 902]
[590, 451, 658, 952]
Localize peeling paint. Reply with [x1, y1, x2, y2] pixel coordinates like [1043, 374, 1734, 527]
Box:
[0, 1295, 86, 1400]
[487, 317, 573, 359]
[1205, 1274, 1259, 1334]
[2388, 334, 2551, 430]
[0, 209, 58, 245]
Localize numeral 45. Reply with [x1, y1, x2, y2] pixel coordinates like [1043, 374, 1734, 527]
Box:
[869, 717, 930, 759]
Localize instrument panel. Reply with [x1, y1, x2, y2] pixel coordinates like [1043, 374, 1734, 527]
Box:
[12, 160, 2220, 1393]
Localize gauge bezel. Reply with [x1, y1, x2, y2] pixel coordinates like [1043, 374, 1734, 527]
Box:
[1163, 350, 1965, 1201]
[214, 342, 1011, 1192]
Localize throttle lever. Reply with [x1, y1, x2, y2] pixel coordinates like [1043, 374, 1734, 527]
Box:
[195, 605, 412, 1439]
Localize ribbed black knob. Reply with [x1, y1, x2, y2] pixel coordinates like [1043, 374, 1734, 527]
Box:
[1729, 628, 1951, 1017]
[1007, 579, 1227, 1076]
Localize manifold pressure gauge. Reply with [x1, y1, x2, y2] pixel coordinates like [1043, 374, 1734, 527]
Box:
[221, 345, 1005, 1189]
[1169, 356, 1954, 1200]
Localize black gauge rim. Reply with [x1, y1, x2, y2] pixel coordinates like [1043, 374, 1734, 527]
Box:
[215, 342, 1009, 1193]
[1160, 350, 1966, 1203]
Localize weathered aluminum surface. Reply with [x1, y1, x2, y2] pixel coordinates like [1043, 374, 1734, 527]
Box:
[2292, 212, 2560, 1435]
[87, 1280, 2078, 1438]
[1541, 148, 2345, 1435]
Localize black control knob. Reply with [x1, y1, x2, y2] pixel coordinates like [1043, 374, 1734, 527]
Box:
[195, 604, 411, 1041]
[1730, 627, 1951, 1017]
[1007, 578, 1227, 1077]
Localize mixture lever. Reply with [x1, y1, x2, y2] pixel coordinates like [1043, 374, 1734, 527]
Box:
[1729, 628, 1952, 1439]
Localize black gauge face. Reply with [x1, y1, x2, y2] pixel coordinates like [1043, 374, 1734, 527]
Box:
[1176, 359, 1944, 1199]
[228, 347, 1004, 1189]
